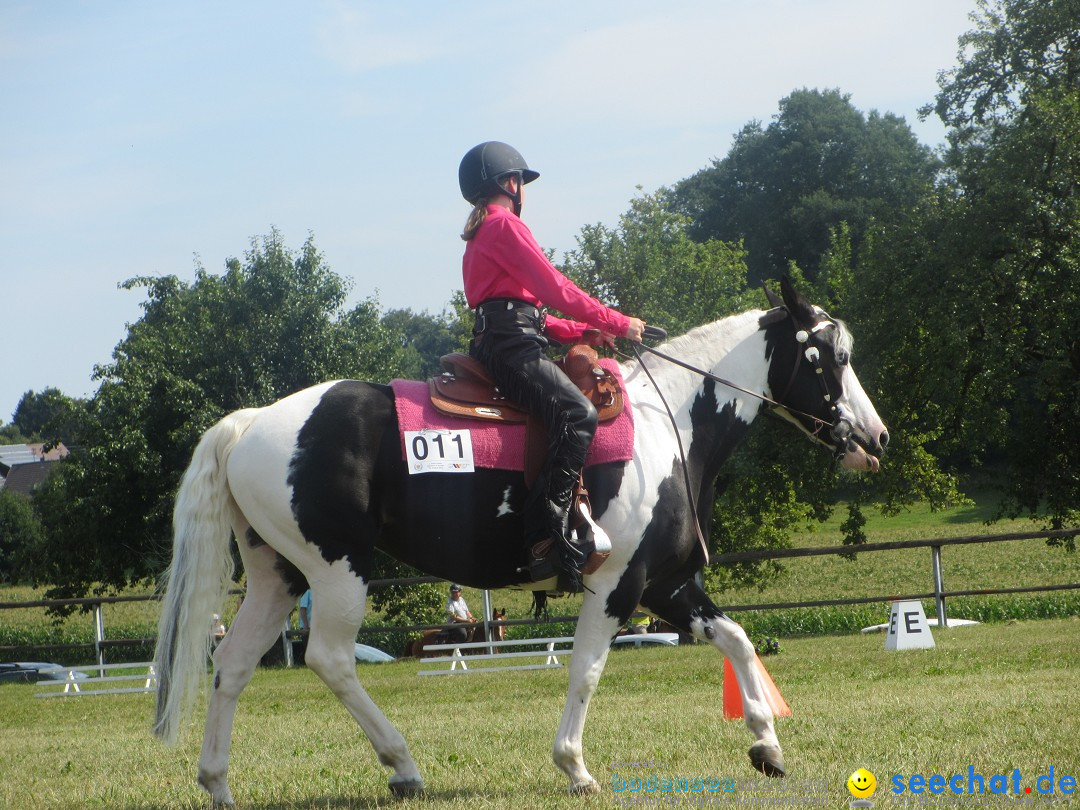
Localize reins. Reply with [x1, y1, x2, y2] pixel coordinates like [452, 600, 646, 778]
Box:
[629, 340, 835, 433]
[615, 319, 841, 566]
[628, 340, 711, 564]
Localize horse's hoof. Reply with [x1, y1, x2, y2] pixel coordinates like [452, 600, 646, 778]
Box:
[198, 773, 235, 807]
[389, 778, 424, 797]
[749, 743, 786, 778]
[568, 778, 600, 795]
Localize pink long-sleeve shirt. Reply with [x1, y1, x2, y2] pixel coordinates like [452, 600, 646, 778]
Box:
[463, 205, 630, 343]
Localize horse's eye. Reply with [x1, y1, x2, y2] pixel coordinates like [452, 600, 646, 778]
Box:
[836, 350, 850, 367]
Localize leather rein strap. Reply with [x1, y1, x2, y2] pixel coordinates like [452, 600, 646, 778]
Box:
[630, 340, 711, 565]
[633, 341, 834, 431]
[622, 320, 838, 567]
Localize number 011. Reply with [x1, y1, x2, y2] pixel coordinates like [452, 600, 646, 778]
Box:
[403, 429, 475, 474]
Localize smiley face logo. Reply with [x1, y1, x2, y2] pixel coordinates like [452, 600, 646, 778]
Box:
[847, 768, 877, 798]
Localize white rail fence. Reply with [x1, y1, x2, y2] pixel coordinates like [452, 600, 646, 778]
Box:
[416, 636, 576, 676]
[33, 662, 157, 699]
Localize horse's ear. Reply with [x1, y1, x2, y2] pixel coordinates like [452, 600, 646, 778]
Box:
[780, 275, 815, 324]
[763, 281, 783, 310]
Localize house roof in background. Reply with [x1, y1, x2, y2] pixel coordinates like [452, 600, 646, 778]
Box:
[0, 442, 69, 465]
[0, 443, 69, 479]
[0, 444, 38, 467]
[0, 459, 60, 497]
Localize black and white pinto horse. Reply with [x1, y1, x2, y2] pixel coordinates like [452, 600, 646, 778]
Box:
[152, 279, 887, 805]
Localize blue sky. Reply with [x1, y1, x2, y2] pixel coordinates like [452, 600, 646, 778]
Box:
[1, 1, 976, 422]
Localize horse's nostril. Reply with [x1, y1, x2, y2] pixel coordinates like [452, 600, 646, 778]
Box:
[880, 430, 890, 449]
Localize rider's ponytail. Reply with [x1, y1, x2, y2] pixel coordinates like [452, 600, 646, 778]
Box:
[461, 200, 489, 241]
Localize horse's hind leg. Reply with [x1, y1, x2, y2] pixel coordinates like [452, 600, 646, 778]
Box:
[642, 577, 786, 778]
[199, 531, 299, 807]
[304, 564, 423, 796]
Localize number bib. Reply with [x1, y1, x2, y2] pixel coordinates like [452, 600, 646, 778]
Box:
[403, 429, 475, 474]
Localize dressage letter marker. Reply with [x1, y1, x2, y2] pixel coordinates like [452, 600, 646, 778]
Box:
[885, 600, 935, 650]
[404, 429, 475, 474]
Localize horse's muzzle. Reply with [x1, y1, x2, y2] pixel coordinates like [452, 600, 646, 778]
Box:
[832, 417, 883, 472]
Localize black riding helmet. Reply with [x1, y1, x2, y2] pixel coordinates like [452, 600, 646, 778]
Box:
[458, 141, 539, 215]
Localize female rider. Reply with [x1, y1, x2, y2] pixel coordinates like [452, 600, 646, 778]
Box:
[458, 141, 645, 593]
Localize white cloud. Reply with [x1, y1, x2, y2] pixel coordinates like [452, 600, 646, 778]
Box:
[315, 1, 456, 73]
[506, 0, 969, 133]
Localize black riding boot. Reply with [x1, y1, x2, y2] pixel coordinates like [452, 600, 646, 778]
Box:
[526, 476, 588, 592]
[542, 451, 590, 593]
[471, 305, 598, 594]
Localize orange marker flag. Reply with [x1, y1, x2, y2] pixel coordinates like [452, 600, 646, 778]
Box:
[723, 655, 792, 720]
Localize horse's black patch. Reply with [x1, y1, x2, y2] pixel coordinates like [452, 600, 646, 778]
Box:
[689, 380, 754, 504]
[372, 458, 536, 589]
[606, 379, 751, 624]
[350, 381, 639, 588]
[691, 604, 726, 625]
[640, 578, 727, 636]
[282, 379, 633, 590]
[581, 462, 625, 521]
[246, 528, 267, 548]
[273, 552, 309, 599]
[605, 463, 695, 624]
[288, 382, 391, 581]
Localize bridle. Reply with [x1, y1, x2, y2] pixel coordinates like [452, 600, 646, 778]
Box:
[775, 322, 837, 410]
[769, 315, 853, 451]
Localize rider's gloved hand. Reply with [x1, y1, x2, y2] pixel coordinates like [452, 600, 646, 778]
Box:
[624, 318, 646, 343]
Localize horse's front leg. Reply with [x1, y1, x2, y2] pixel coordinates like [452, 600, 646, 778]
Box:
[642, 577, 786, 778]
[552, 584, 624, 794]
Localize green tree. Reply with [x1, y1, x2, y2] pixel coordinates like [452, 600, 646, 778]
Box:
[0, 424, 31, 443]
[368, 565, 447, 626]
[13, 389, 64, 438]
[923, 0, 1080, 132]
[673, 88, 939, 286]
[11, 388, 88, 446]
[381, 306, 470, 380]
[0, 489, 43, 583]
[562, 187, 756, 335]
[25, 231, 409, 600]
[855, 0, 1080, 531]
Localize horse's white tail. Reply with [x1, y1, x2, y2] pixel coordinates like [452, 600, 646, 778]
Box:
[152, 408, 259, 745]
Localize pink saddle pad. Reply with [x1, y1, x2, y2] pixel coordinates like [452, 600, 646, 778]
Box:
[391, 358, 634, 472]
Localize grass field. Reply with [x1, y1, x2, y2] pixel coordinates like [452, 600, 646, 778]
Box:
[2, 618, 1078, 808]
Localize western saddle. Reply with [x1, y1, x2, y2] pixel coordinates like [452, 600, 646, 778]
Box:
[427, 344, 624, 487]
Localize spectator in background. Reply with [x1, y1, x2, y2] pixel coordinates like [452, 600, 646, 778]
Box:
[298, 589, 313, 631]
[211, 613, 227, 646]
[445, 584, 474, 644]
